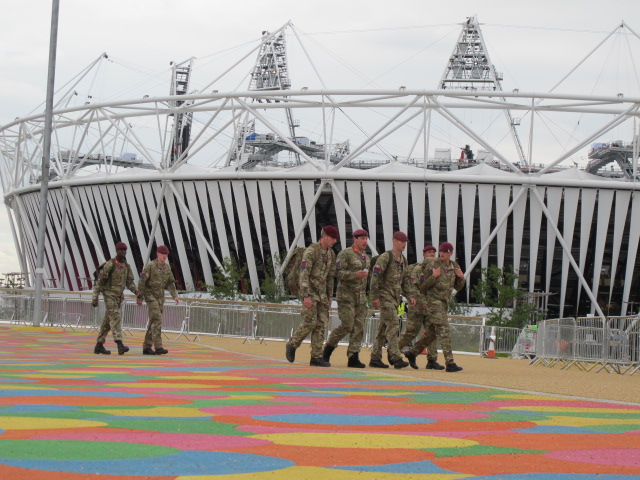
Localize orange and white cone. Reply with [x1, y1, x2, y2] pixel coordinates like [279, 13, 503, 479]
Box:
[485, 326, 497, 359]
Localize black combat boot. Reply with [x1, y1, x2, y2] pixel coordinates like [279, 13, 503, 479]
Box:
[393, 358, 409, 369]
[285, 343, 296, 363]
[322, 344, 336, 362]
[405, 351, 419, 369]
[155, 347, 169, 355]
[426, 360, 445, 370]
[94, 342, 111, 355]
[445, 362, 463, 372]
[115, 340, 129, 356]
[369, 359, 389, 368]
[142, 347, 156, 355]
[347, 352, 365, 368]
[310, 357, 331, 367]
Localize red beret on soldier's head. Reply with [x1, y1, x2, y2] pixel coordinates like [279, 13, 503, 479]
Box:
[423, 245, 436, 253]
[322, 225, 339, 239]
[115, 242, 128, 251]
[157, 245, 170, 254]
[393, 231, 408, 242]
[352, 229, 368, 238]
[439, 242, 454, 253]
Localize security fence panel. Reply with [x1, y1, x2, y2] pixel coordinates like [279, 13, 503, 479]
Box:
[363, 312, 380, 348]
[511, 326, 538, 359]
[0, 294, 34, 324]
[599, 316, 637, 374]
[44, 297, 66, 326]
[533, 318, 576, 367]
[566, 317, 606, 371]
[189, 304, 254, 338]
[122, 301, 149, 332]
[254, 306, 301, 340]
[161, 303, 188, 335]
[187, 303, 221, 337]
[450, 316, 485, 354]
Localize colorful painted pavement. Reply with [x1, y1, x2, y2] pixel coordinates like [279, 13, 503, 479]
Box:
[0, 326, 639, 479]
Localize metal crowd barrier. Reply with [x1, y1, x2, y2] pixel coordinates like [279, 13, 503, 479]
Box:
[1, 290, 531, 356]
[533, 316, 640, 374]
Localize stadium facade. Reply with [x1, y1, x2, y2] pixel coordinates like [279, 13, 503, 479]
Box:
[2, 18, 640, 318]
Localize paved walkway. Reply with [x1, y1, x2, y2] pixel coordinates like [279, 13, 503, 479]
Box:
[0, 326, 639, 479]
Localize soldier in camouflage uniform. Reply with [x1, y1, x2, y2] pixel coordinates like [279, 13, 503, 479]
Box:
[404, 242, 465, 372]
[398, 245, 444, 370]
[322, 229, 370, 368]
[286, 226, 338, 367]
[137, 245, 179, 355]
[369, 231, 415, 369]
[92, 242, 139, 355]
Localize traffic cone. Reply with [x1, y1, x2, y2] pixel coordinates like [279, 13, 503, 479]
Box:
[485, 326, 497, 359]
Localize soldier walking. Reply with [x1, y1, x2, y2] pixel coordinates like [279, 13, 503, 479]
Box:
[286, 226, 339, 367]
[369, 231, 414, 369]
[92, 242, 139, 355]
[404, 242, 465, 372]
[398, 245, 444, 370]
[137, 245, 179, 355]
[322, 229, 370, 368]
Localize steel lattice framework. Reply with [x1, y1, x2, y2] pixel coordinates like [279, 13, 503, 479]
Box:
[2, 18, 640, 317]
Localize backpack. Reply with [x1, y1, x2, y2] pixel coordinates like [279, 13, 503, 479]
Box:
[93, 262, 107, 282]
[282, 247, 306, 296]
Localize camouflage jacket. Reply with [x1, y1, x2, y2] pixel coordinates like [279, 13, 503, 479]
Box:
[335, 246, 370, 303]
[137, 260, 178, 301]
[415, 257, 465, 305]
[298, 242, 336, 302]
[370, 250, 412, 305]
[92, 258, 137, 300]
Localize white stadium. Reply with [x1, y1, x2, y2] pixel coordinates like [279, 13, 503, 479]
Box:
[2, 17, 640, 318]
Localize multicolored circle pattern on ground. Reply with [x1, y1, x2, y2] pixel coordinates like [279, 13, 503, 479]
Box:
[0, 326, 639, 479]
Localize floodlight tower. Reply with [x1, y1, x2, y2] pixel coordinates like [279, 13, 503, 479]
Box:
[229, 28, 300, 167]
[169, 58, 194, 167]
[440, 16, 527, 165]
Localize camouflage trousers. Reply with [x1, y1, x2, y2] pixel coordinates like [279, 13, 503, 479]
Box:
[370, 301, 403, 364]
[397, 306, 438, 362]
[143, 296, 165, 349]
[408, 301, 454, 365]
[326, 296, 368, 356]
[289, 300, 329, 359]
[96, 293, 124, 343]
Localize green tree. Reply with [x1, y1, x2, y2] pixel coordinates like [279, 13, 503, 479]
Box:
[258, 253, 288, 304]
[206, 256, 248, 301]
[471, 265, 540, 328]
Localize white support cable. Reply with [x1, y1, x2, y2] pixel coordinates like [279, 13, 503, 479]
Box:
[530, 187, 605, 318]
[328, 181, 373, 255]
[430, 95, 524, 175]
[333, 96, 423, 170]
[56, 188, 69, 289]
[537, 103, 640, 175]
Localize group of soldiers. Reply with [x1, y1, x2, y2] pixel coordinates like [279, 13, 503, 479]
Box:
[286, 226, 465, 372]
[92, 242, 179, 356]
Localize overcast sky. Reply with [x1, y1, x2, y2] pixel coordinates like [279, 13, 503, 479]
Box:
[0, 0, 637, 276]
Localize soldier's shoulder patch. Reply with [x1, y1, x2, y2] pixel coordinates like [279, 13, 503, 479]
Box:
[335, 259, 341, 269]
[139, 272, 147, 279]
[373, 264, 381, 275]
[300, 259, 307, 270]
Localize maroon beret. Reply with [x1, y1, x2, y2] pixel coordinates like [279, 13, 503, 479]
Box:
[423, 245, 436, 253]
[439, 242, 454, 253]
[115, 242, 128, 251]
[352, 229, 369, 238]
[393, 231, 408, 242]
[322, 225, 339, 239]
[157, 245, 170, 254]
